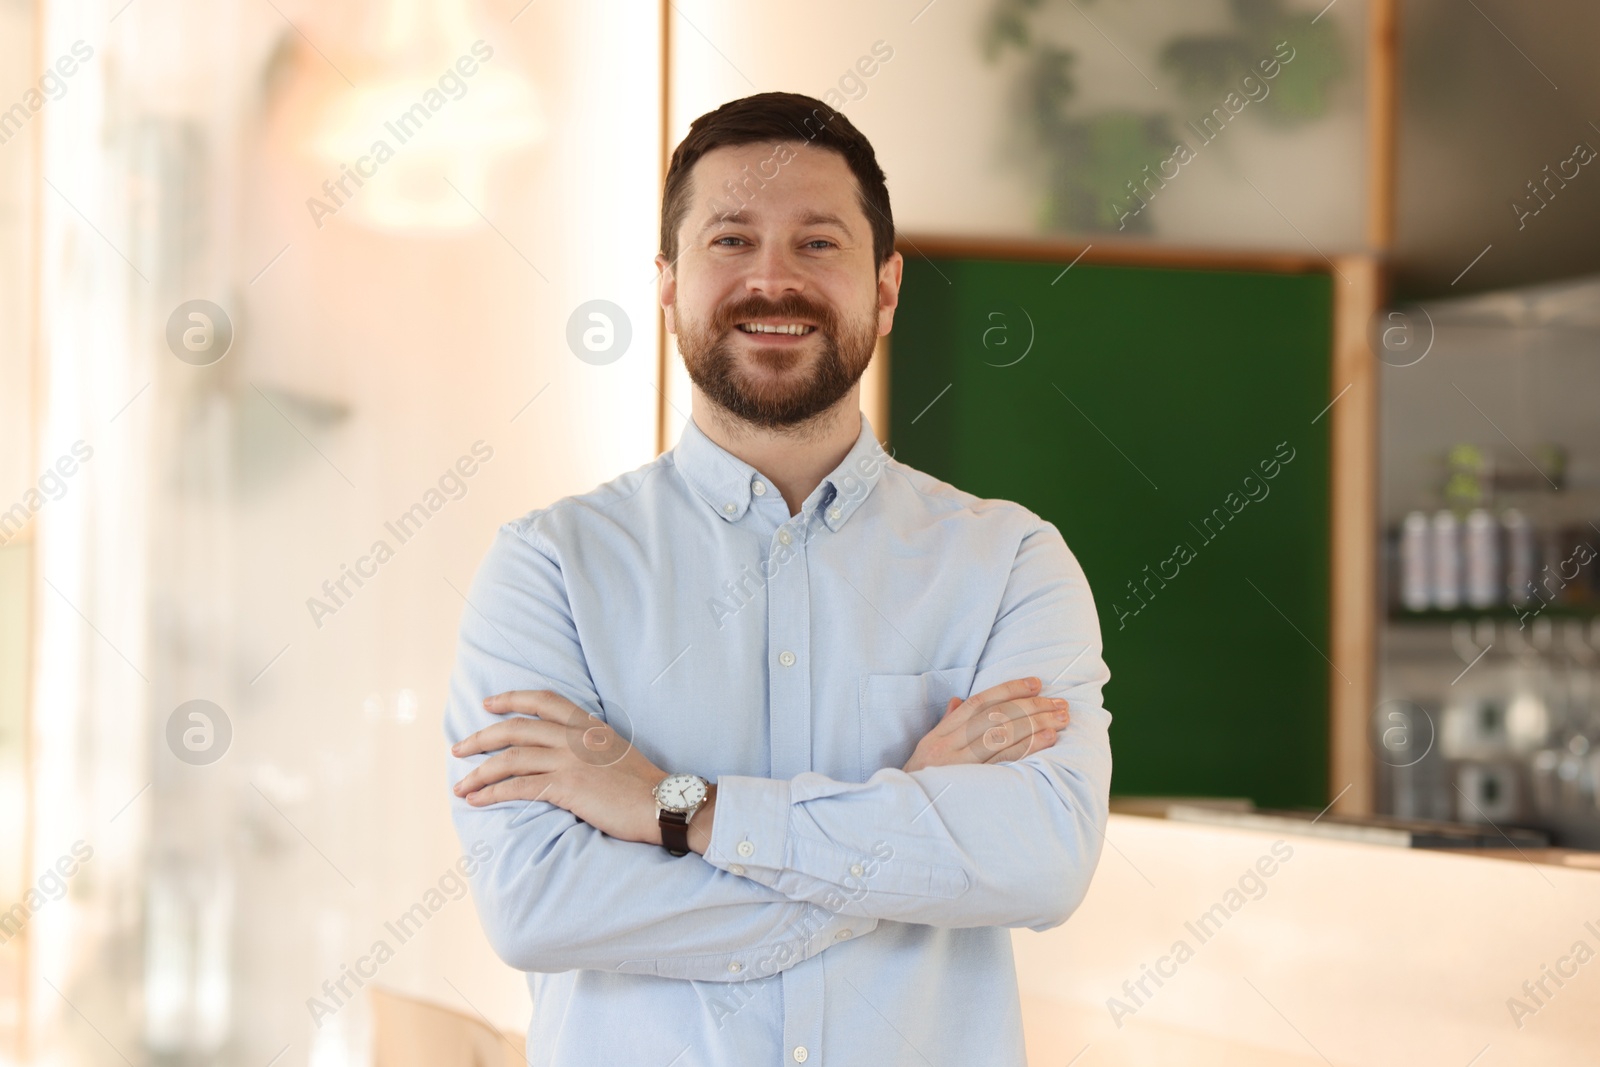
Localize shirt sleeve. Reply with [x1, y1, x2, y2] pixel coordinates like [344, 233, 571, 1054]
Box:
[444, 520, 873, 983]
[702, 519, 1113, 932]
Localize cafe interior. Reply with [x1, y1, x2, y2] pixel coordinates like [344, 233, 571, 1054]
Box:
[2, 0, 1598, 1063]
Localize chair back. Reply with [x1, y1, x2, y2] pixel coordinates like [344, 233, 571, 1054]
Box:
[370, 985, 527, 1067]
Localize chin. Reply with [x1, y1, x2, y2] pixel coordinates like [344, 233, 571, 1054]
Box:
[738, 346, 811, 374]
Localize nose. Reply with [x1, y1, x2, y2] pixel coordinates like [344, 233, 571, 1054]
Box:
[743, 241, 805, 298]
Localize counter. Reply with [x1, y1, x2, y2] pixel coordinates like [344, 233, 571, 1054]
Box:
[1014, 812, 1600, 1065]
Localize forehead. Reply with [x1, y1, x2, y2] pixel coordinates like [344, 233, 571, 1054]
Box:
[687, 143, 864, 226]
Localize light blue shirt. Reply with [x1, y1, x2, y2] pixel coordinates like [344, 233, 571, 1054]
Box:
[443, 411, 1112, 1066]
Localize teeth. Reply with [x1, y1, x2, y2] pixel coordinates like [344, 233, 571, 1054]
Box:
[738, 323, 814, 335]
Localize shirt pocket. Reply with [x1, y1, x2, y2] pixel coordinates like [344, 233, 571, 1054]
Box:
[857, 666, 978, 780]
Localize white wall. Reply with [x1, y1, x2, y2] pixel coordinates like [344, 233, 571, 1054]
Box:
[22, 1, 663, 1062]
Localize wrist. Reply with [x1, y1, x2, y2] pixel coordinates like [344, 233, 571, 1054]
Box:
[687, 783, 717, 856]
[651, 774, 714, 855]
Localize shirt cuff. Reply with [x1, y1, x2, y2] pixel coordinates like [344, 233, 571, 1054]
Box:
[705, 774, 791, 877]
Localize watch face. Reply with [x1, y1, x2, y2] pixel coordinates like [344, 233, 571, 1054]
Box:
[655, 773, 707, 812]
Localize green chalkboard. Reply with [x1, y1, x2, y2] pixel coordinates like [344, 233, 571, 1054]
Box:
[889, 254, 1333, 809]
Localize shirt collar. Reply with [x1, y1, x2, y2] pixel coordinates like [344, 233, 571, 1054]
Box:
[672, 411, 891, 532]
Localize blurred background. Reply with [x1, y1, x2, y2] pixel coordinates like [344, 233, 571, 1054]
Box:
[1, 0, 1597, 1063]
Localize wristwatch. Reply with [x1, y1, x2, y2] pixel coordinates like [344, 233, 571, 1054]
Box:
[654, 773, 711, 856]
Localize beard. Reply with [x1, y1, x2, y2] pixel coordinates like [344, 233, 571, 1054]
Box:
[676, 290, 878, 429]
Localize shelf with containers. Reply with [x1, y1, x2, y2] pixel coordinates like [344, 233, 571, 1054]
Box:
[1386, 446, 1598, 620]
[1376, 273, 1600, 849]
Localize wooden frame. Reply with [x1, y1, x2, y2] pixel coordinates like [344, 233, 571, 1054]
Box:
[887, 233, 1330, 276]
[654, 0, 673, 458]
[1329, 255, 1381, 815]
[1366, 0, 1399, 253]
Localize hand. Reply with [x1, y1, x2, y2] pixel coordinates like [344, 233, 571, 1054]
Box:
[451, 690, 669, 846]
[902, 676, 1069, 773]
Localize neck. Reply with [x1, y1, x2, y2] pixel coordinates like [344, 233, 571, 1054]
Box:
[690, 387, 862, 516]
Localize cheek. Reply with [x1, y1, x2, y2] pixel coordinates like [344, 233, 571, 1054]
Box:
[674, 271, 734, 325]
[841, 287, 884, 331]
[814, 271, 878, 320]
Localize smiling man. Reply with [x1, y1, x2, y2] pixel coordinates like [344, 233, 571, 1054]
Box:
[443, 92, 1112, 1066]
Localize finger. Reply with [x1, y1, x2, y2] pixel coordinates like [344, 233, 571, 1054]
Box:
[947, 694, 1065, 742]
[933, 677, 1043, 738]
[944, 697, 962, 717]
[1021, 704, 1071, 735]
[959, 697, 1066, 758]
[963, 715, 1034, 763]
[454, 746, 561, 796]
[963, 676, 1043, 715]
[998, 695, 1070, 721]
[983, 726, 1058, 764]
[483, 689, 592, 726]
[1015, 705, 1071, 757]
[928, 675, 1036, 742]
[482, 690, 554, 715]
[453, 717, 566, 758]
[464, 773, 555, 807]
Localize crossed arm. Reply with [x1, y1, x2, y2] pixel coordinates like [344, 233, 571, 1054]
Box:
[443, 521, 1112, 981]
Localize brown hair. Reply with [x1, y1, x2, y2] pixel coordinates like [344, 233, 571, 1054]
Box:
[659, 92, 894, 270]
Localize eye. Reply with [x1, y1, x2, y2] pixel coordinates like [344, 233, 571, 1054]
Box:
[712, 236, 748, 247]
[804, 239, 837, 250]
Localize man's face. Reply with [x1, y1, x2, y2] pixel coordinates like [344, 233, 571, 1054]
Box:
[657, 143, 902, 429]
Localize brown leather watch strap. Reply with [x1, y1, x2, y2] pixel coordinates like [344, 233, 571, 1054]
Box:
[659, 808, 692, 856]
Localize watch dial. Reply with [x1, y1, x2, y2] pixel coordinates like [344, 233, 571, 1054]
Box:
[658, 774, 706, 810]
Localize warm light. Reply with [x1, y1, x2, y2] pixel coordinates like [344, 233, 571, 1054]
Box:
[304, 68, 544, 232]
[299, 1, 545, 231]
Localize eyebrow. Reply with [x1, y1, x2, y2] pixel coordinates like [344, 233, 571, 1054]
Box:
[700, 208, 856, 236]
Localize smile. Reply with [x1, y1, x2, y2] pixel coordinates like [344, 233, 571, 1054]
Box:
[736, 322, 816, 336]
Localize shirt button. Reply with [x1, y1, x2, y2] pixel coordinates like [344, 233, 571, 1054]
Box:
[793, 1047, 808, 1063]
[828, 506, 841, 520]
[835, 928, 852, 940]
[723, 502, 737, 514]
[737, 840, 755, 858]
[752, 480, 767, 496]
[778, 529, 792, 545]
[779, 650, 796, 667]
[728, 961, 743, 972]
[729, 863, 746, 876]
[849, 863, 864, 877]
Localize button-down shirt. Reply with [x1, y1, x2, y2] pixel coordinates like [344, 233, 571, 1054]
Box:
[443, 410, 1112, 1066]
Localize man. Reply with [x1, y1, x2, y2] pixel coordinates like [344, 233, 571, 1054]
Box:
[444, 91, 1111, 1065]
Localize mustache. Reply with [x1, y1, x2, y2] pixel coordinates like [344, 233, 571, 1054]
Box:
[712, 293, 838, 335]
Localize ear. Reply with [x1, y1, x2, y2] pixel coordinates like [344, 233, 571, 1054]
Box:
[876, 250, 903, 338]
[655, 252, 678, 335]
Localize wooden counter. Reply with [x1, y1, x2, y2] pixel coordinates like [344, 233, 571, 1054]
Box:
[1014, 813, 1600, 1065]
